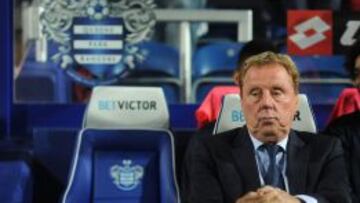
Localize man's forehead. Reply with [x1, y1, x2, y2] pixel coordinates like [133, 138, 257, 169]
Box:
[243, 80, 291, 89]
[244, 66, 291, 81]
[246, 63, 287, 73]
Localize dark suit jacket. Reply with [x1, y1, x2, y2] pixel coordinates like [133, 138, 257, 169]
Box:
[325, 110, 360, 203]
[182, 126, 351, 203]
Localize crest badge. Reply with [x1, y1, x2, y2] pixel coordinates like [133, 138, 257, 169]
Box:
[40, 0, 156, 86]
[110, 159, 144, 191]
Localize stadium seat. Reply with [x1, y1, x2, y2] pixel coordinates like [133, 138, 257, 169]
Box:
[292, 55, 348, 78]
[117, 41, 181, 104]
[192, 41, 244, 103]
[0, 160, 32, 203]
[15, 41, 71, 103]
[62, 87, 179, 203]
[292, 55, 353, 105]
[33, 128, 79, 186]
[213, 94, 317, 134]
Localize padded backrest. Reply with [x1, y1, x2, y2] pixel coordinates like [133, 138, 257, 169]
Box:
[292, 55, 347, 78]
[63, 87, 179, 203]
[213, 94, 317, 134]
[62, 129, 179, 203]
[0, 161, 32, 203]
[135, 41, 179, 77]
[83, 86, 169, 129]
[93, 151, 158, 202]
[300, 83, 352, 105]
[193, 42, 244, 78]
[15, 41, 70, 103]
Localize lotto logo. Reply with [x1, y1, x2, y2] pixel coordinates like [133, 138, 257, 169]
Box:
[287, 10, 333, 55]
[289, 16, 330, 49]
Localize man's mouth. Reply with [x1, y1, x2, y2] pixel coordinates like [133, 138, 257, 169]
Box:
[258, 117, 278, 126]
[259, 117, 277, 121]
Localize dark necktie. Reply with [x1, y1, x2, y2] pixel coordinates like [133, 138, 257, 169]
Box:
[262, 144, 285, 190]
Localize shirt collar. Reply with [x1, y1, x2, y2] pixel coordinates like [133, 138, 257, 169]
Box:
[248, 131, 289, 152]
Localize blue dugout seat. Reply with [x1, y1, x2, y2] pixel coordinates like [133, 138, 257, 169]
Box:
[33, 128, 79, 187]
[117, 41, 181, 104]
[0, 160, 32, 203]
[62, 87, 180, 203]
[292, 55, 353, 105]
[192, 41, 244, 103]
[15, 41, 71, 103]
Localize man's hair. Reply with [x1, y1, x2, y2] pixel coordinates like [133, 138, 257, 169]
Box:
[234, 51, 300, 93]
[236, 39, 278, 67]
[233, 39, 278, 83]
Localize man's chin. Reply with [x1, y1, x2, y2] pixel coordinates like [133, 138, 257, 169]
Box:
[261, 131, 278, 140]
[256, 127, 287, 143]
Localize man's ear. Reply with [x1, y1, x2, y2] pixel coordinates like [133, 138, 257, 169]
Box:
[233, 72, 239, 85]
[239, 92, 244, 108]
[295, 93, 300, 108]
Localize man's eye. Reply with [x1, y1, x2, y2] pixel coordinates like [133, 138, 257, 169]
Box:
[273, 91, 281, 96]
[250, 91, 259, 96]
[272, 88, 284, 96]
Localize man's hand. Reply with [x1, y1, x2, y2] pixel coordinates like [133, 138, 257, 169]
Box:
[235, 186, 301, 203]
[235, 191, 260, 203]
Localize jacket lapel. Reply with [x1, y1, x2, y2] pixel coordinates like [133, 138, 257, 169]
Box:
[286, 130, 309, 194]
[231, 127, 261, 192]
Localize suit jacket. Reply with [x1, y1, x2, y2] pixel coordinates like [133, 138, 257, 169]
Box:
[181, 126, 351, 203]
[325, 110, 360, 203]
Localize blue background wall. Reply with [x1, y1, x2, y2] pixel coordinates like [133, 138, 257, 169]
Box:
[0, 0, 12, 139]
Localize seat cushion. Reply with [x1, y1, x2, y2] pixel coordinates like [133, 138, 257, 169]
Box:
[93, 151, 159, 203]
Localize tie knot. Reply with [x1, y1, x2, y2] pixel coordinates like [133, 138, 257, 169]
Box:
[261, 144, 282, 157]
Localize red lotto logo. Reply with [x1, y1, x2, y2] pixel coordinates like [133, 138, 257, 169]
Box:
[287, 10, 333, 55]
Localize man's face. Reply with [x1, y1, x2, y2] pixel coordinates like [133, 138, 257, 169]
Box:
[240, 63, 298, 143]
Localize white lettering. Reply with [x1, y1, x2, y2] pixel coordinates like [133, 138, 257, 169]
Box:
[73, 40, 123, 50]
[116, 101, 157, 111]
[340, 20, 360, 46]
[74, 54, 122, 65]
[73, 25, 123, 35]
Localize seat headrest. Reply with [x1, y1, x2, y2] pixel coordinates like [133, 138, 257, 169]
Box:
[213, 94, 317, 134]
[83, 86, 169, 129]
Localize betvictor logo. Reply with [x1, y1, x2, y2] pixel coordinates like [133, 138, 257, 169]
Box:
[231, 110, 301, 122]
[98, 100, 157, 111]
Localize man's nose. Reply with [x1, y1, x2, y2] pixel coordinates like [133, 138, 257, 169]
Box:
[259, 92, 274, 108]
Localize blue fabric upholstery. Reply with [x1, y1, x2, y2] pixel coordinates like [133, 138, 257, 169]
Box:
[15, 42, 71, 103]
[62, 129, 179, 203]
[93, 151, 158, 202]
[292, 55, 348, 78]
[292, 55, 352, 105]
[0, 161, 32, 203]
[117, 41, 181, 103]
[137, 41, 179, 77]
[192, 42, 244, 102]
[193, 42, 244, 79]
[33, 128, 79, 185]
[300, 83, 352, 105]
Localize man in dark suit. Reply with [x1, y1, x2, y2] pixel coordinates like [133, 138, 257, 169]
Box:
[324, 110, 360, 202]
[182, 52, 351, 203]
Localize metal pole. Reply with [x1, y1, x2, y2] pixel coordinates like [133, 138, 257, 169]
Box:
[35, 5, 47, 62]
[237, 10, 253, 42]
[179, 22, 192, 103]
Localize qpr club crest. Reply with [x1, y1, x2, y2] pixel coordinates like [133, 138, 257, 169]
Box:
[110, 159, 144, 191]
[40, 0, 156, 86]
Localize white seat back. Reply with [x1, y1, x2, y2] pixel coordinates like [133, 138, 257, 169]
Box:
[213, 94, 317, 134]
[83, 86, 169, 129]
